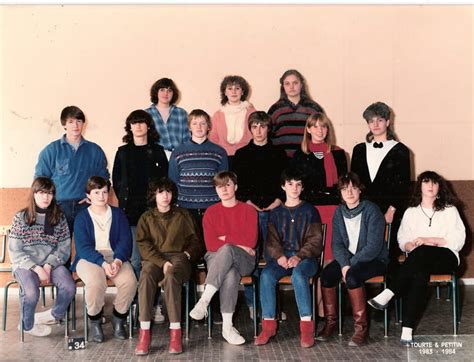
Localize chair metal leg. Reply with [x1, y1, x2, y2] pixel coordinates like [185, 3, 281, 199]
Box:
[128, 304, 133, 339]
[383, 282, 388, 337]
[207, 303, 212, 339]
[83, 287, 88, 342]
[446, 283, 452, 301]
[338, 282, 342, 336]
[3, 280, 18, 331]
[51, 285, 55, 300]
[65, 302, 69, 338]
[185, 281, 190, 340]
[436, 285, 440, 300]
[41, 286, 46, 307]
[452, 276, 458, 336]
[72, 296, 76, 331]
[252, 278, 258, 337]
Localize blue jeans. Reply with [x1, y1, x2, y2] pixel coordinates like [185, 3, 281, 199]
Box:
[260, 256, 318, 319]
[129, 225, 141, 279]
[244, 210, 270, 307]
[58, 200, 88, 235]
[14, 266, 76, 331]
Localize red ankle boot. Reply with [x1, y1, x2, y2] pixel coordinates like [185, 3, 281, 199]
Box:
[255, 319, 277, 345]
[300, 320, 315, 348]
[135, 328, 151, 355]
[169, 328, 183, 354]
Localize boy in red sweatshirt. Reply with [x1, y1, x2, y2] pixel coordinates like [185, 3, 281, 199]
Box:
[189, 171, 257, 345]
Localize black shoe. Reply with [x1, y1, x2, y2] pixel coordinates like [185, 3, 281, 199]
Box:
[90, 318, 104, 343]
[112, 315, 127, 340]
[367, 298, 388, 310]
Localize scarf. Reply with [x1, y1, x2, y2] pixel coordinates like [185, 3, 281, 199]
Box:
[308, 142, 339, 187]
[221, 101, 249, 144]
[35, 206, 54, 236]
[341, 200, 367, 219]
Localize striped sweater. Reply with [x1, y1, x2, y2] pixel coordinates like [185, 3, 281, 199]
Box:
[8, 211, 71, 271]
[168, 139, 228, 209]
[268, 98, 324, 158]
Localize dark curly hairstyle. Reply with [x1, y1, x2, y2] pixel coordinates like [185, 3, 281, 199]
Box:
[409, 171, 459, 211]
[278, 69, 314, 103]
[150, 78, 180, 105]
[280, 167, 304, 187]
[362, 101, 398, 142]
[122, 110, 160, 144]
[147, 177, 178, 207]
[219, 75, 250, 105]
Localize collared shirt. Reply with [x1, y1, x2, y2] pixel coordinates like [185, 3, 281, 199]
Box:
[145, 104, 190, 151]
[34, 135, 109, 202]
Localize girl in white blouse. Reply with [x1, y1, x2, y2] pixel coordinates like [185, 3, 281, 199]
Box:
[368, 171, 465, 345]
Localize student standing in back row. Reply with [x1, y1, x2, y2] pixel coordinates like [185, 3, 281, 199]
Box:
[145, 78, 190, 160]
[35, 106, 109, 233]
[112, 109, 168, 278]
[268, 69, 324, 158]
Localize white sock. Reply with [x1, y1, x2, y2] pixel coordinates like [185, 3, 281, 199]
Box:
[169, 322, 181, 329]
[222, 313, 233, 331]
[374, 289, 395, 305]
[300, 316, 311, 321]
[263, 318, 275, 321]
[200, 284, 218, 305]
[401, 327, 413, 341]
[140, 321, 151, 330]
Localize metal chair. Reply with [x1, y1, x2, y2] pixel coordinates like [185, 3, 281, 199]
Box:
[338, 223, 391, 337]
[1, 226, 71, 341]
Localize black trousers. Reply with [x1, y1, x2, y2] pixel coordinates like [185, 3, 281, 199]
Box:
[321, 259, 387, 289]
[390, 245, 458, 328]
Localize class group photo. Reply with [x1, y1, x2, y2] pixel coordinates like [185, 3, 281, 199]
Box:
[0, 3, 472, 361]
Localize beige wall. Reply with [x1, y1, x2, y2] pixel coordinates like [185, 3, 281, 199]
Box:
[0, 5, 472, 187]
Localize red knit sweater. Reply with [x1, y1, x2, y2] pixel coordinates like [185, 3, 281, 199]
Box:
[203, 201, 258, 252]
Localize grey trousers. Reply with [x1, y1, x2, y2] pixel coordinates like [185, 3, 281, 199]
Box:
[204, 244, 255, 313]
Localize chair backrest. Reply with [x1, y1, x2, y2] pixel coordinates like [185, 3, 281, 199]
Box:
[0, 226, 12, 272]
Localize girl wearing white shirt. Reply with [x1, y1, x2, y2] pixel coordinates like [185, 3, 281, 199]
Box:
[368, 171, 465, 345]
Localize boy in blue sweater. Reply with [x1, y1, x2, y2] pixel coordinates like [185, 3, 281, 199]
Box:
[35, 106, 109, 233]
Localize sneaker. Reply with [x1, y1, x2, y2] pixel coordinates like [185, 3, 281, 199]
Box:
[222, 326, 245, 345]
[189, 299, 208, 321]
[35, 309, 56, 325]
[153, 305, 165, 324]
[19, 324, 52, 337]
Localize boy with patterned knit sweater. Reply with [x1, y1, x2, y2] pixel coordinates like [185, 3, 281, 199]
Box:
[168, 109, 228, 237]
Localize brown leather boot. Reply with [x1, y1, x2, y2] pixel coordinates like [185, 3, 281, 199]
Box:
[255, 319, 277, 346]
[169, 328, 182, 354]
[299, 320, 315, 348]
[347, 287, 368, 346]
[316, 287, 338, 342]
[135, 328, 151, 355]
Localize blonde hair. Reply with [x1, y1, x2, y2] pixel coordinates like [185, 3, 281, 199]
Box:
[301, 112, 336, 154]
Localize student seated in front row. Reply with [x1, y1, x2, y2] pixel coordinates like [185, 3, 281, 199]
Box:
[255, 168, 323, 348]
[9, 177, 75, 337]
[134, 177, 204, 355]
[317, 172, 387, 347]
[189, 171, 258, 345]
[72, 176, 137, 343]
